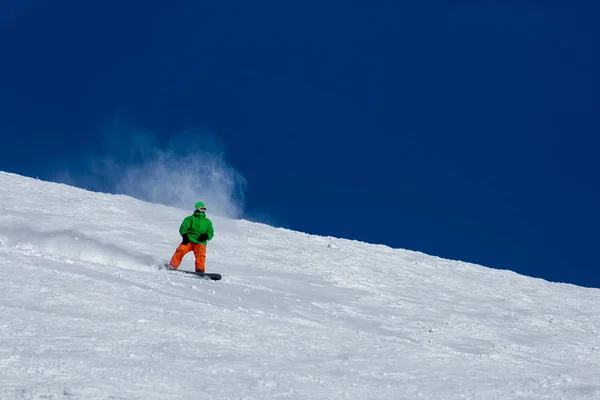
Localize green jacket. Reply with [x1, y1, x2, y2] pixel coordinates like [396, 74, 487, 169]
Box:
[179, 211, 214, 244]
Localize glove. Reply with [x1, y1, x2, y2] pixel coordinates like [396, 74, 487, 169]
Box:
[198, 233, 209, 242]
[181, 234, 190, 244]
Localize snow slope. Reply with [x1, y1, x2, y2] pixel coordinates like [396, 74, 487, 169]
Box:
[0, 171, 599, 400]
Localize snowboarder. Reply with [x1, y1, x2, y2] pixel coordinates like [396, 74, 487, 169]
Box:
[168, 201, 214, 273]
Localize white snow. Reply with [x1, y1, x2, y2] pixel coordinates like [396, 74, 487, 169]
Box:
[0, 171, 599, 400]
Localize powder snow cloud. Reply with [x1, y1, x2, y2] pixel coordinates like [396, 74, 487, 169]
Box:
[56, 118, 247, 219]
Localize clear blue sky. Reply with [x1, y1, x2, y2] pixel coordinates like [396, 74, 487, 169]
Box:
[1, 1, 599, 287]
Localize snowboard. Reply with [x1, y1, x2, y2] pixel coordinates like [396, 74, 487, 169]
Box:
[160, 263, 221, 281]
[172, 269, 222, 281]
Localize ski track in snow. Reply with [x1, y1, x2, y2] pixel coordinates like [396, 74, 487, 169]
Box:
[0, 171, 599, 400]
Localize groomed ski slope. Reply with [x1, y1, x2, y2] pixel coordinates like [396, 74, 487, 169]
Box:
[1, 171, 599, 400]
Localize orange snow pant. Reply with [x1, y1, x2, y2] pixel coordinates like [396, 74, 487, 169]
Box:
[169, 242, 207, 272]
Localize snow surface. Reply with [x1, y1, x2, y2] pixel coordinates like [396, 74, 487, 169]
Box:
[1, 171, 599, 400]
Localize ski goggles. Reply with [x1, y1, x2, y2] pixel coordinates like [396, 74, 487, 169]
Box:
[196, 207, 207, 212]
